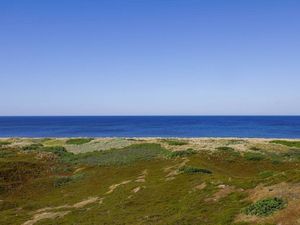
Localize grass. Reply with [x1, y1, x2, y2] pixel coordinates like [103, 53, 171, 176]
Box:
[243, 197, 285, 216]
[69, 143, 167, 166]
[66, 138, 94, 145]
[0, 138, 299, 225]
[270, 140, 300, 148]
[161, 139, 188, 146]
[179, 166, 212, 174]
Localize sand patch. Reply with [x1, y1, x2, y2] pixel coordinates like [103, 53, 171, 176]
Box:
[164, 158, 189, 181]
[135, 170, 148, 183]
[194, 182, 207, 191]
[73, 197, 100, 208]
[205, 184, 239, 202]
[106, 180, 132, 194]
[23, 211, 70, 225]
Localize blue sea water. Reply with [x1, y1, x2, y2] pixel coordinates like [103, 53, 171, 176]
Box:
[0, 116, 299, 138]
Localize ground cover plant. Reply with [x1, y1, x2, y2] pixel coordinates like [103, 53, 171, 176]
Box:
[242, 197, 285, 216]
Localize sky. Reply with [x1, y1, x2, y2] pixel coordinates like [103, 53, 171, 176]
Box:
[0, 0, 300, 116]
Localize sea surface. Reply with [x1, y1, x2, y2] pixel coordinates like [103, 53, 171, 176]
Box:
[0, 116, 299, 138]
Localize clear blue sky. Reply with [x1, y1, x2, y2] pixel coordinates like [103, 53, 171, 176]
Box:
[1, 0, 299, 115]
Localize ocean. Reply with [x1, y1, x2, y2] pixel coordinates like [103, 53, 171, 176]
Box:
[0, 116, 299, 138]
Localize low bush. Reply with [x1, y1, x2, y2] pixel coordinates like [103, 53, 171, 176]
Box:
[179, 166, 212, 174]
[53, 173, 85, 187]
[162, 139, 188, 146]
[53, 176, 73, 187]
[66, 138, 94, 145]
[216, 146, 235, 151]
[249, 146, 261, 151]
[243, 197, 285, 216]
[244, 152, 265, 161]
[22, 143, 44, 151]
[165, 148, 196, 158]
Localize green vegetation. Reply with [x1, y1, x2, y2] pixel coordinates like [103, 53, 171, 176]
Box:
[216, 146, 235, 151]
[0, 138, 299, 225]
[243, 197, 285, 216]
[66, 138, 94, 145]
[270, 140, 300, 148]
[244, 152, 265, 161]
[161, 139, 188, 146]
[249, 146, 261, 151]
[70, 143, 167, 166]
[0, 141, 10, 147]
[179, 166, 212, 174]
[54, 174, 84, 187]
[164, 148, 196, 158]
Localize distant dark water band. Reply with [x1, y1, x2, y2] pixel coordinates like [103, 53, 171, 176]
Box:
[0, 116, 300, 138]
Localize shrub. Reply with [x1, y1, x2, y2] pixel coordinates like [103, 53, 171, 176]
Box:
[179, 166, 212, 174]
[165, 148, 196, 158]
[22, 143, 44, 151]
[53, 173, 85, 187]
[53, 176, 73, 187]
[249, 146, 261, 151]
[162, 139, 188, 146]
[216, 146, 234, 151]
[270, 140, 300, 148]
[41, 146, 70, 157]
[244, 152, 265, 161]
[66, 138, 94, 145]
[243, 197, 285, 216]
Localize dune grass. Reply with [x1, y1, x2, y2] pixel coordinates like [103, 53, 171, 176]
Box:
[270, 140, 300, 148]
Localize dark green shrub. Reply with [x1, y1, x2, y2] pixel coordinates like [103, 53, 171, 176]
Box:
[244, 152, 265, 161]
[179, 166, 212, 174]
[165, 148, 196, 158]
[243, 197, 285, 216]
[66, 138, 93, 145]
[249, 146, 261, 151]
[22, 143, 44, 151]
[162, 139, 188, 146]
[53, 176, 73, 187]
[216, 146, 235, 151]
